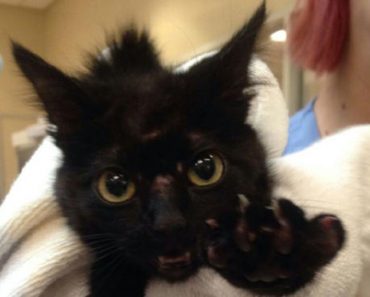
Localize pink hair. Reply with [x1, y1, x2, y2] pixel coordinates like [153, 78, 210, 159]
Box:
[287, 0, 350, 73]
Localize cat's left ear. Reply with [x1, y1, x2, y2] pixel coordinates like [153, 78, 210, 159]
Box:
[185, 3, 266, 122]
[12, 43, 90, 144]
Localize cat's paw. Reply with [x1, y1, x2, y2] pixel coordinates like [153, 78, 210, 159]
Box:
[203, 198, 345, 295]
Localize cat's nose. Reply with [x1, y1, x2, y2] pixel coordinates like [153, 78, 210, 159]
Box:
[153, 209, 186, 233]
[152, 200, 187, 233]
[150, 174, 188, 233]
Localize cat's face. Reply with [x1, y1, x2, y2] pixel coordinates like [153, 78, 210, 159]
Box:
[13, 5, 270, 281]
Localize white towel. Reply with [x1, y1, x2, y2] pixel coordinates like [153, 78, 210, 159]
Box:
[1, 58, 369, 297]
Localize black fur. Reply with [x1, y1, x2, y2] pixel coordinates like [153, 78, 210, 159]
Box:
[13, 3, 344, 297]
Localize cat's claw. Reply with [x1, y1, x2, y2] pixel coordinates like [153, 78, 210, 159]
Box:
[204, 199, 345, 295]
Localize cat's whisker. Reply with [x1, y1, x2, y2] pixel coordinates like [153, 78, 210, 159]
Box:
[85, 240, 115, 251]
[85, 238, 113, 245]
[93, 247, 120, 263]
[85, 237, 114, 244]
[98, 253, 123, 275]
[82, 233, 115, 239]
[93, 252, 119, 264]
[90, 241, 114, 250]
[92, 253, 123, 295]
[89, 240, 115, 251]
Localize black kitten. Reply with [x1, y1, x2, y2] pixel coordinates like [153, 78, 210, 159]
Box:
[13, 3, 344, 297]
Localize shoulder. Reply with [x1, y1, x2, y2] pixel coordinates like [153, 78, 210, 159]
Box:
[284, 100, 320, 155]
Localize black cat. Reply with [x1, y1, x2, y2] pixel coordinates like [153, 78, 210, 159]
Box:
[13, 3, 344, 297]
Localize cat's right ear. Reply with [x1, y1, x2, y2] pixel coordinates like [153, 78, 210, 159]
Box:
[12, 43, 88, 142]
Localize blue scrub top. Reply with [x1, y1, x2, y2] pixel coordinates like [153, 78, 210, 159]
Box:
[284, 100, 320, 155]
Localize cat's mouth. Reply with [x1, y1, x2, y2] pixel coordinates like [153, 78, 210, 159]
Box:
[156, 251, 196, 281]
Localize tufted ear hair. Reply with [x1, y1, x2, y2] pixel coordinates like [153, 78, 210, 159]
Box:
[90, 28, 161, 77]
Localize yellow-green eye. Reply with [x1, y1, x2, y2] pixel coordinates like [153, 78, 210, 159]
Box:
[97, 170, 136, 204]
[188, 152, 224, 187]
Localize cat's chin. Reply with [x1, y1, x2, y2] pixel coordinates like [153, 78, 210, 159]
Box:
[157, 265, 198, 282]
[155, 251, 199, 282]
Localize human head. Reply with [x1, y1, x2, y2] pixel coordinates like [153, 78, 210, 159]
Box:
[287, 0, 350, 74]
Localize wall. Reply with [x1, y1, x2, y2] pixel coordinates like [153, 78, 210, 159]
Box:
[44, 0, 293, 69]
[0, 4, 45, 197]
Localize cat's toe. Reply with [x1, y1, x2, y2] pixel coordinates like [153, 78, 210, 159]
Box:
[302, 214, 345, 267]
[234, 217, 254, 252]
[207, 241, 229, 268]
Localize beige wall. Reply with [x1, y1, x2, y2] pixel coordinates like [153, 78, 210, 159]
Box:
[0, 4, 45, 197]
[0, 4, 45, 114]
[44, 0, 293, 69]
[0, 0, 293, 197]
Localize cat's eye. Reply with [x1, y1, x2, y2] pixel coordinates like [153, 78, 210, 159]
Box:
[188, 152, 224, 187]
[97, 170, 136, 204]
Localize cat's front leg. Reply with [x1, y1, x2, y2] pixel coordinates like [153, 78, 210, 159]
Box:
[203, 198, 345, 296]
[89, 257, 149, 297]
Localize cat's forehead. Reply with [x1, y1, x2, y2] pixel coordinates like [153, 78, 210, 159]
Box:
[91, 72, 191, 134]
[96, 71, 173, 97]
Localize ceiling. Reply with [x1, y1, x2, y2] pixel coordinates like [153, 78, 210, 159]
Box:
[0, 0, 55, 9]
